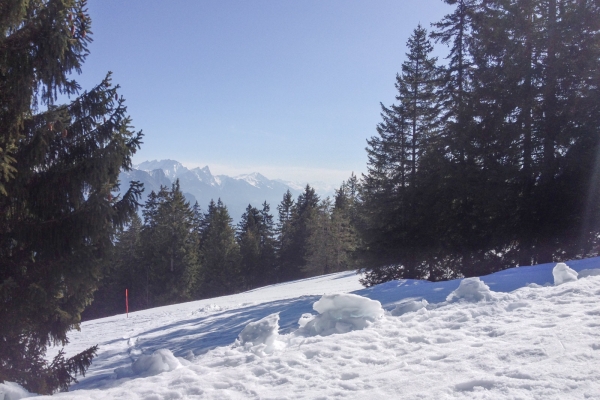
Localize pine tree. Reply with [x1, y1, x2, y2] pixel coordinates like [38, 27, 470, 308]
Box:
[276, 190, 296, 281]
[139, 181, 200, 306]
[237, 202, 277, 289]
[359, 0, 600, 287]
[429, 0, 493, 277]
[467, 0, 600, 265]
[360, 25, 441, 284]
[279, 185, 320, 281]
[397, 24, 441, 187]
[198, 199, 241, 297]
[304, 194, 357, 277]
[0, 0, 142, 393]
[82, 213, 143, 320]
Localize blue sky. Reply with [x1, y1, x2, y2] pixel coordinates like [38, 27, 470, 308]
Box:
[77, 0, 451, 186]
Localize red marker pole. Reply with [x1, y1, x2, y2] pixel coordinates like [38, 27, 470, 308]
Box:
[125, 288, 129, 318]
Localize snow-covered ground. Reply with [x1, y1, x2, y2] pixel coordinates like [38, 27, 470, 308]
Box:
[3, 258, 600, 399]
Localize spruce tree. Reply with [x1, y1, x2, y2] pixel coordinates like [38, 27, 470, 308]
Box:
[0, 0, 143, 393]
[360, 25, 441, 284]
[276, 190, 296, 281]
[360, 0, 600, 286]
[430, 0, 491, 277]
[237, 202, 277, 289]
[198, 199, 241, 297]
[139, 181, 200, 306]
[281, 185, 319, 281]
[397, 24, 440, 187]
[304, 195, 357, 277]
[468, 0, 600, 265]
[82, 213, 143, 320]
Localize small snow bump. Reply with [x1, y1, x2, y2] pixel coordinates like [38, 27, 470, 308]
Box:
[446, 277, 495, 302]
[341, 372, 359, 380]
[455, 379, 496, 392]
[553, 262, 578, 285]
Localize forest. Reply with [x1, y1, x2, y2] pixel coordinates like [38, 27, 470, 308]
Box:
[83, 179, 359, 319]
[89, 0, 600, 315]
[1, 0, 599, 394]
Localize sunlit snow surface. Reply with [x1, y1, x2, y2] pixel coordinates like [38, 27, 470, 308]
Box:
[9, 258, 600, 399]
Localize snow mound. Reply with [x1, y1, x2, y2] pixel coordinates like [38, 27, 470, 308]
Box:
[237, 313, 280, 354]
[446, 277, 494, 302]
[0, 381, 33, 400]
[197, 303, 223, 313]
[115, 349, 180, 378]
[553, 262, 578, 285]
[299, 293, 383, 336]
[392, 299, 428, 316]
[578, 268, 600, 278]
[132, 349, 180, 376]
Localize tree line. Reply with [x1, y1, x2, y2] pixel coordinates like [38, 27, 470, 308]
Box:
[87, 0, 600, 313]
[83, 178, 359, 319]
[358, 0, 600, 285]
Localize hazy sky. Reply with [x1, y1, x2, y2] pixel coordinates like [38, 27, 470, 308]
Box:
[77, 1, 452, 186]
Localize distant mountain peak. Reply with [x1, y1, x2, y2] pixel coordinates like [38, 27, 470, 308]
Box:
[136, 159, 187, 181]
[234, 172, 271, 188]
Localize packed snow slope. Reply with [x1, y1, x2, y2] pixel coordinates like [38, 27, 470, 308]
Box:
[4, 258, 600, 399]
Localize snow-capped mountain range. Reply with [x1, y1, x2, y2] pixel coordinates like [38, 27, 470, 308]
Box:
[119, 159, 329, 221]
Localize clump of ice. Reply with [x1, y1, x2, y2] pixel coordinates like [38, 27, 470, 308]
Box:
[553, 263, 578, 285]
[446, 277, 494, 302]
[115, 349, 180, 378]
[578, 268, 600, 279]
[0, 381, 33, 400]
[391, 299, 428, 316]
[299, 293, 384, 336]
[237, 313, 280, 354]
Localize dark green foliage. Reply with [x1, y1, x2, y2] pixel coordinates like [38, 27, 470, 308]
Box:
[0, 0, 91, 196]
[85, 182, 201, 316]
[81, 214, 143, 320]
[2, 344, 98, 395]
[0, 0, 142, 393]
[360, 26, 442, 283]
[42, 346, 98, 394]
[277, 185, 320, 281]
[360, 0, 600, 286]
[304, 194, 357, 277]
[139, 181, 199, 305]
[198, 199, 241, 297]
[237, 202, 277, 289]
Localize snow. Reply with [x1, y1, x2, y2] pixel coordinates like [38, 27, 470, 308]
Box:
[234, 172, 271, 189]
[579, 268, 600, 278]
[6, 258, 600, 399]
[446, 277, 494, 302]
[553, 262, 578, 285]
[0, 381, 34, 400]
[298, 293, 383, 336]
[114, 349, 181, 379]
[236, 313, 281, 355]
[391, 299, 428, 316]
